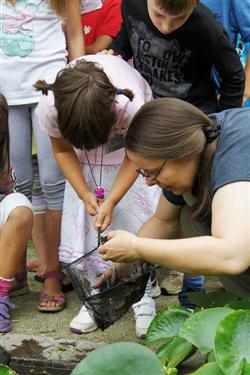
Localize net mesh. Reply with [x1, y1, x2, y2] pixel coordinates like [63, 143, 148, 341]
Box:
[67, 249, 151, 330]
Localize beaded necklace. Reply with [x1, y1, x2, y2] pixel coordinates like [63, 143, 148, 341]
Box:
[84, 146, 105, 199]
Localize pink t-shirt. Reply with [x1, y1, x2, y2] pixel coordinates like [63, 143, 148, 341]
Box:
[36, 54, 152, 164]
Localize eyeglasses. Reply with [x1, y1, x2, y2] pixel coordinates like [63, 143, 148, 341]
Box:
[136, 160, 167, 180]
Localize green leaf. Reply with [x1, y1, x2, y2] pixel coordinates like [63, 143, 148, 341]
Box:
[188, 362, 225, 375]
[71, 342, 165, 375]
[165, 368, 178, 375]
[215, 310, 250, 375]
[0, 365, 19, 375]
[242, 361, 250, 375]
[179, 307, 233, 354]
[156, 336, 194, 368]
[229, 298, 250, 310]
[188, 291, 238, 308]
[207, 350, 216, 363]
[146, 308, 191, 345]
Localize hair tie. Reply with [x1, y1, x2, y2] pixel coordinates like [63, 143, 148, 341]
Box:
[203, 123, 221, 143]
[42, 83, 53, 96]
[115, 88, 123, 95]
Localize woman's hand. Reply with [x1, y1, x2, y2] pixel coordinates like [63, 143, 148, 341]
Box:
[93, 199, 116, 231]
[98, 230, 139, 263]
[82, 191, 99, 216]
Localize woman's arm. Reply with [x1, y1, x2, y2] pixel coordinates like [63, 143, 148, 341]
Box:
[65, 0, 85, 61]
[50, 136, 98, 215]
[99, 182, 250, 275]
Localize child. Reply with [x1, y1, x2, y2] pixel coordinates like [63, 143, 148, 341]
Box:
[105, 0, 245, 114]
[201, 0, 250, 106]
[0, 94, 33, 333]
[0, 0, 84, 312]
[81, 0, 122, 54]
[35, 55, 160, 336]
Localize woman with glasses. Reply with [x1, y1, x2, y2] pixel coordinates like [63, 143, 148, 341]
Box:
[97, 98, 250, 299]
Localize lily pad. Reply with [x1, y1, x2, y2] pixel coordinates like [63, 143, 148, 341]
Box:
[146, 308, 191, 345]
[0, 365, 19, 375]
[215, 310, 250, 375]
[188, 362, 225, 375]
[71, 342, 164, 375]
[179, 307, 233, 354]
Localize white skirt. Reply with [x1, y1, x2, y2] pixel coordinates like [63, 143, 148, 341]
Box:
[59, 162, 160, 264]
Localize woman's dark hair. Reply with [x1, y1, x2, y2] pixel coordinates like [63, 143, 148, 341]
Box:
[34, 60, 134, 150]
[125, 98, 217, 221]
[0, 94, 10, 177]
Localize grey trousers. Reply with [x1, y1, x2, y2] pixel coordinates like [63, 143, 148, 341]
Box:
[8, 103, 65, 211]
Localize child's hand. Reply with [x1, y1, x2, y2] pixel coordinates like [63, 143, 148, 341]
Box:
[93, 199, 115, 231]
[82, 191, 99, 216]
[98, 49, 122, 58]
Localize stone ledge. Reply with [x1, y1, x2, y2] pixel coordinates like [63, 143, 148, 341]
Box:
[0, 334, 104, 375]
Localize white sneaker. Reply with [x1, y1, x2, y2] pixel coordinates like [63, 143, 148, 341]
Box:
[132, 296, 156, 339]
[70, 306, 97, 334]
[151, 281, 161, 298]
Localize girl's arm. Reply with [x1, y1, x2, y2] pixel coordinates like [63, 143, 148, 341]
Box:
[50, 136, 98, 215]
[99, 182, 250, 275]
[85, 35, 114, 55]
[94, 155, 139, 230]
[65, 0, 85, 61]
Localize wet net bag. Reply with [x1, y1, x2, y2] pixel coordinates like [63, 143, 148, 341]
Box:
[67, 248, 152, 330]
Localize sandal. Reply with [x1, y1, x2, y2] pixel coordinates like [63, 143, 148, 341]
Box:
[9, 271, 30, 298]
[37, 271, 66, 312]
[35, 271, 74, 293]
[26, 262, 38, 272]
[0, 296, 15, 333]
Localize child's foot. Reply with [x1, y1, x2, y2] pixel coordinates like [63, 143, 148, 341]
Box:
[37, 272, 65, 312]
[9, 271, 30, 298]
[70, 306, 97, 334]
[0, 296, 15, 333]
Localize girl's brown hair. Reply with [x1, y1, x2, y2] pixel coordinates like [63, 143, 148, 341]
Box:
[0, 94, 10, 176]
[34, 60, 134, 150]
[155, 0, 199, 14]
[125, 98, 217, 221]
[6, 0, 66, 19]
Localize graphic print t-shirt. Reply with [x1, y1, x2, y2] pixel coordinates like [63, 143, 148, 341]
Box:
[110, 1, 244, 113]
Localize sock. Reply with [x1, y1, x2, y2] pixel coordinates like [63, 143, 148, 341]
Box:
[179, 275, 204, 309]
[0, 277, 14, 298]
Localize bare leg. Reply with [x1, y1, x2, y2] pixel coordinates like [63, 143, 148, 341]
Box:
[0, 207, 33, 279]
[39, 210, 63, 308]
[32, 213, 48, 275]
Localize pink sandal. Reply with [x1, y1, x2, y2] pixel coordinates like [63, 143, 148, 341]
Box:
[37, 272, 66, 313]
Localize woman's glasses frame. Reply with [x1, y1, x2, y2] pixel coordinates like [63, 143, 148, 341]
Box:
[136, 160, 167, 180]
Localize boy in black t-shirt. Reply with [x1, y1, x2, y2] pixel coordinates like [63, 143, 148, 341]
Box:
[106, 0, 245, 114]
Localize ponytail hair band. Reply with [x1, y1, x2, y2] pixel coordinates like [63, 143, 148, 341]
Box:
[203, 123, 221, 143]
[115, 88, 124, 96]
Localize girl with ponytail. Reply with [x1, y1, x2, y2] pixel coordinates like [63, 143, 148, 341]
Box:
[36, 54, 161, 334]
